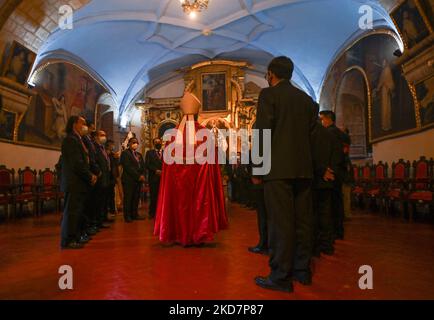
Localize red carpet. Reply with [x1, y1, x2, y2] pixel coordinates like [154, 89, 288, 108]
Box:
[1, 203, 434, 300]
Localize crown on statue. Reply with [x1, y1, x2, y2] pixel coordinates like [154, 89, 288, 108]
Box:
[180, 91, 201, 115]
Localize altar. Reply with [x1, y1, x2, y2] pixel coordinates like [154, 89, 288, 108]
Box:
[135, 60, 262, 152]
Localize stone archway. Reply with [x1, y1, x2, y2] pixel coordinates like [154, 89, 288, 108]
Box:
[157, 120, 177, 139]
[335, 67, 371, 158]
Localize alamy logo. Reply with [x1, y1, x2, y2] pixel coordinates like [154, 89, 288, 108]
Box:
[58, 265, 73, 290]
[59, 5, 74, 30]
[162, 126, 271, 176]
[359, 5, 373, 30]
[358, 265, 373, 290]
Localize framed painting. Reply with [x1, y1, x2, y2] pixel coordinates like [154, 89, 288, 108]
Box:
[1, 41, 36, 86]
[418, 0, 434, 31]
[0, 108, 16, 141]
[18, 62, 107, 149]
[415, 74, 434, 128]
[391, 0, 430, 49]
[201, 73, 227, 112]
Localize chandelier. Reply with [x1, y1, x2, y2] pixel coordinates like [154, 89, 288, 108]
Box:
[180, 0, 209, 18]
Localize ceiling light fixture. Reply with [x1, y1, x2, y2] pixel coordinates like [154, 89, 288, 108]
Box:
[180, 0, 209, 18]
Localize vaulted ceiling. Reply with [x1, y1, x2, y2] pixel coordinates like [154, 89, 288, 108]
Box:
[31, 0, 401, 116]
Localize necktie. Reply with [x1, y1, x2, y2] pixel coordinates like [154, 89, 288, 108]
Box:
[101, 145, 110, 168]
[133, 150, 140, 163]
[76, 133, 89, 163]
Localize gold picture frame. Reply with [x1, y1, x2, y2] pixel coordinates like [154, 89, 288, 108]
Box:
[414, 73, 434, 129]
[390, 0, 431, 50]
[1, 41, 36, 86]
[415, 0, 434, 33]
[200, 72, 228, 112]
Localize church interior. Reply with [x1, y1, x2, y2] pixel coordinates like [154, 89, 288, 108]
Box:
[0, 0, 433, 301]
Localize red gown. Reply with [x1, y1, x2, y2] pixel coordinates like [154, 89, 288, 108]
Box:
[153, 122, 228, 246]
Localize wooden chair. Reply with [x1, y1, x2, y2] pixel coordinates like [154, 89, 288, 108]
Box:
[0, 165, 16, 219]
[407, 157, 434, 222]
[16, 167, 38, 217]
[358, 162, 373, 210]
[384, 159, 410, 218]
[37, 168, 59, 215]
[366, 161, 389, 213]
[55, 169, 64, 212]
[351, 165, 362, 208]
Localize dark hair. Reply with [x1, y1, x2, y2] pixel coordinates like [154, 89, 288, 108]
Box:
[90, 130, 98, 139]
[268, 56, 294, 80]
[319, 110, 336, 122]
[65, 116, 80, 134]
[86, 119, 95, 127]
[105, 139, 114, 148]
[128, 137, 138, 144]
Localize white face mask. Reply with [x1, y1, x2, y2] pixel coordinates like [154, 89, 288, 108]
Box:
[80, 125, 89, 136]
[99, 136, 107, 145]
[131, 143, 139, 150]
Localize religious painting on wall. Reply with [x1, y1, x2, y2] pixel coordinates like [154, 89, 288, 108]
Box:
[319, 33, 417, 143]
[17, 62, 107, 149]
[201, 73, 227, 112]
[0, 107, 16, 141]
[418, 0, 434, 31]
[415, 75, 434, 127]
[391, 0, 430, 49]
[1, 41, 36, 85]
[364, 36, 417, 140]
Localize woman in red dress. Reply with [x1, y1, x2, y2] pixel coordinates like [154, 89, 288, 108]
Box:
[153, 92, 228, 246]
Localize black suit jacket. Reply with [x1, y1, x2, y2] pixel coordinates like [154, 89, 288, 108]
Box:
[145, 149, 163, 184]
[94, 142, 111, 188]
[82, 135, 101, 176]
[120, 149, 146, 185]
[325, 125, 346, 182]
[60, 133, 93, 193]
[311, 123, 341, 189]
[254, 80, 317, 180]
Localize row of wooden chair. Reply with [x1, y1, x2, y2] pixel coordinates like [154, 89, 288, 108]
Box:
[0, 165, 63, 219]
[352, 156, 434, 222]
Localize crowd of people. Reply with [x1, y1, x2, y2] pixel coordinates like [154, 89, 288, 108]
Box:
[58, 55, 353, 294]
[58, 118, 163, 249]
[247, 56, 353, 293]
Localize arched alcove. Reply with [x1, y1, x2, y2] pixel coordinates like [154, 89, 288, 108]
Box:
[157, 120, 177, 139]
[335, 67, 371, 159]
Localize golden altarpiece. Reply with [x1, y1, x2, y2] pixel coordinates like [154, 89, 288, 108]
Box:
[135, 60, 262, 152]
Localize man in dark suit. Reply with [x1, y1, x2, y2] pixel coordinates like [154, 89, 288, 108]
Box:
[311, 109, 341, 256]
[93, 130, 112, 227]
[82, 121, 105, 238]
[60, 116, 97, 249]
[145, 138, 163, 219]
[248, 179, 268, 255]
[105, 139, 120, 218]
[253, 56, 317, 293]
[120, 137, 146, 222]
[319, 111, 347, 241]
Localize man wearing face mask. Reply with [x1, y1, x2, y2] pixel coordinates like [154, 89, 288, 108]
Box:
[60, 116, 97, 249]
[82, 120, 104, 240]
[252, 56, 317, 293]
[93, 130, 112, 228]
[105, 139, 120, 218]
[120, 137, 146, 222]
[145, 138, 163, 219]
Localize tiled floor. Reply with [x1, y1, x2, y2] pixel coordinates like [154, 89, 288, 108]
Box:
[0, 203, 433, 300]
